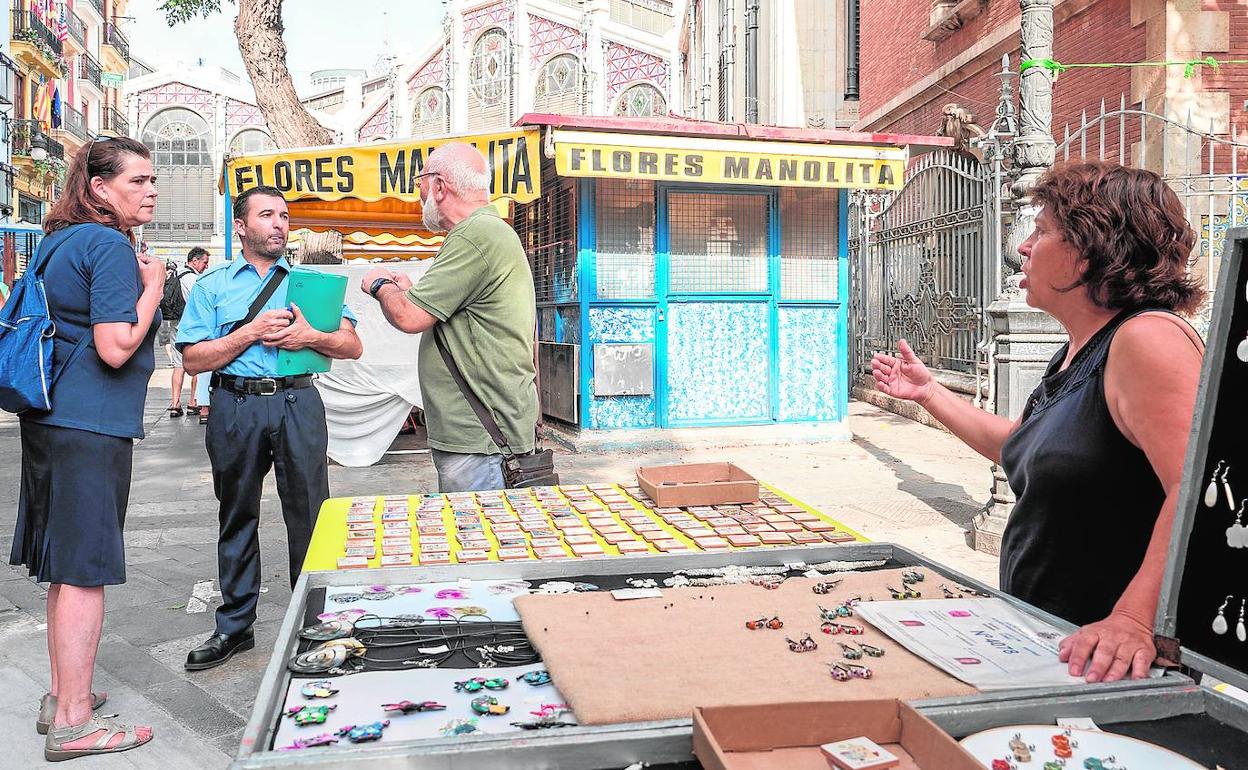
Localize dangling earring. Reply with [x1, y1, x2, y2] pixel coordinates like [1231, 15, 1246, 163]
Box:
[1206, 461, 1226, 508]
[1228, 501, 1247, 549]
[1238, 600, 1246, 643]
[1222, 465, 1235, 511]
[1213, 595, 1233, 635]
[1238, 331, 1248, 362]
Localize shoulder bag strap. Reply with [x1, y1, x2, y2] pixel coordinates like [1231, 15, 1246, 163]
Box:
[228, 267, 286, 335]
[433, 324, 513, 456]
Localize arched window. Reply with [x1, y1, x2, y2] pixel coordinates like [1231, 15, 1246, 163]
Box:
[468, 28, 510, 130]
[533, 54, 582, 115]
[141, 108, 215, 243]
[143, 108, 213, 166]
[615, 83, 667, 117]
[411, 86, 447, 136]
[228, 128, 276, 156]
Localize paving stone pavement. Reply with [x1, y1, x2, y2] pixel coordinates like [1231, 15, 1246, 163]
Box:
[0, 358, 999, 768]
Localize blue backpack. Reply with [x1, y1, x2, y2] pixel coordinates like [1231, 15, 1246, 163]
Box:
[0, 225, 94, 413]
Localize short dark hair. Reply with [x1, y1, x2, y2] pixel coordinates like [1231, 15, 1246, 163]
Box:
[232, 185, 286, 221]
[1032, 161, 1204, 314]
[187, 246, 209, 262]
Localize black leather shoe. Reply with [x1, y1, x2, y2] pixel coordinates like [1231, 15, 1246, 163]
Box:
[185, 629, 255, 671]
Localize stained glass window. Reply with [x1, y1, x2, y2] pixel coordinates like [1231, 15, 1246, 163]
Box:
[411, 87, 447, 135]
[469, 29, 510, 107]
[615, 83, 666, 117]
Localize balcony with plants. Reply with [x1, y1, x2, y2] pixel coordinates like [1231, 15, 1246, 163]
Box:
[10, 7, 65, 78]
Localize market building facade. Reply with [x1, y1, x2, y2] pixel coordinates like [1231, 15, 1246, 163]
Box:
[676, 0, 861, 131]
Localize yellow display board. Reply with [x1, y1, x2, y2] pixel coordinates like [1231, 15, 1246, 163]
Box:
[551, 129, 906, 191]
[304, 482, 865, 572]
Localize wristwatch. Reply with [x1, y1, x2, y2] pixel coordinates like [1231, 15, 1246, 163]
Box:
[369, 277, 398, 298]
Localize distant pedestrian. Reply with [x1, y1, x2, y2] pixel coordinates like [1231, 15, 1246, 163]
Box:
[161, 246, 210, 417]
[11, 136, 158, 759]
[178, 185, 361, 671]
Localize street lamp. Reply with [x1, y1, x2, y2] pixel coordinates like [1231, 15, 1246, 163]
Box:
[30, 146, 46, 161]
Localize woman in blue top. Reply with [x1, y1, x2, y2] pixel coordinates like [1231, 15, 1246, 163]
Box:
[11, 136, 162, 760]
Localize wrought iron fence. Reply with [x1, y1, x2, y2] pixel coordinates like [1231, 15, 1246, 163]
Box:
[849, 149, 994, 390]
[104, 23, 129, 62]
[11, 9, 63, 58]
[61, 105, 89, 142]
[104, 106, 129, 137]
[10, 118, 64, 161]
[1054, 95, 1248, 337]
[66, 12, 85, 47]
[78, 53, 102, 89]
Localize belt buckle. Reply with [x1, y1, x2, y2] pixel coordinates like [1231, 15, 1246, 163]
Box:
[255, 377, 278, 396]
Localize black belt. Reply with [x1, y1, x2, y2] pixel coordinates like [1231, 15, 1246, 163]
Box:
[210, 373, 315, 396]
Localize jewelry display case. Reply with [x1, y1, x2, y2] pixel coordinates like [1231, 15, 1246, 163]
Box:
[230, 542, 1182, 769]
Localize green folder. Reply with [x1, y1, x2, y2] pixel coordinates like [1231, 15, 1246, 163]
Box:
[276, 269, 348, 376]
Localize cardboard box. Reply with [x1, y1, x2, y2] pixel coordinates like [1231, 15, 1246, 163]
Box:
[692, 700, 981, 770]
[636, 462, 760, 508]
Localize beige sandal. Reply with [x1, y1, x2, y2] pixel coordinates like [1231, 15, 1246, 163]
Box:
[45, 714, 152, 762]
[36, 692, 107, 735]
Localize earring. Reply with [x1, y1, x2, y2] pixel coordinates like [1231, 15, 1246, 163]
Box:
[1205, 461, 1225, 507]
[1238, 332, 1248, 362]
[1238, 600, 1246, 643]
[1223, 465, 1235, 510]
[839, 642, 863, 660]
[1228, 501, 1247, 549]
[1213, 595, 1233, 635]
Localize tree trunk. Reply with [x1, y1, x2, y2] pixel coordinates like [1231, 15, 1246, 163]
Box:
[234, 0, 333, 148]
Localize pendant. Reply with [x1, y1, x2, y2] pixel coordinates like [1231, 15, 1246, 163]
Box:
[1237, 334, 1248, 363]
[1238, 600, 1246, 643]
[1206, 478, 1219, 508]
[1213, 595, 1232, 635]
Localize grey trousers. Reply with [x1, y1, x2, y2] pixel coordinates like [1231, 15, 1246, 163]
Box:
[431, 449, 505, 493]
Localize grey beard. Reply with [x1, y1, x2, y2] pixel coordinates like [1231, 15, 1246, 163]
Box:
[422, 195, 446, 233]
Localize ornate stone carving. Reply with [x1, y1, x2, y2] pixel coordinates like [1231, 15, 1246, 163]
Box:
[1012, 0, 1055, 198]
[938, 103, 986, 158]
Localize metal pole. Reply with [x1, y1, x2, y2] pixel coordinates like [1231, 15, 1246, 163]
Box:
[744, 0, 759, 123]
[1011, 0, 1056, 222]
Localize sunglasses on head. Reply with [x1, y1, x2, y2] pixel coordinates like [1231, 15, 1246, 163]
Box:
[85, 134, 114, 162]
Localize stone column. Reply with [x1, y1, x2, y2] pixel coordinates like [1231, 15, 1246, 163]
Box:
[970, 0, 1067, 555]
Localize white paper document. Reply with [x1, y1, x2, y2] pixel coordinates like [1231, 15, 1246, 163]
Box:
[855, 597, 1085, 690]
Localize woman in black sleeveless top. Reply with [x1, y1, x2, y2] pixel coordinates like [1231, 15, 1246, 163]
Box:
[872, 162, 1204, 684]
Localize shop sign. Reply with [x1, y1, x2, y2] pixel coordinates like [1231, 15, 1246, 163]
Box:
[553, 131, 905, 191]
[100, 72, 125, 88]
[225, 128, 542, 203]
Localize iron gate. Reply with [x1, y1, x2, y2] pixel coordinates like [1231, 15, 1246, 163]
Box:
[849, 148, 995, 391]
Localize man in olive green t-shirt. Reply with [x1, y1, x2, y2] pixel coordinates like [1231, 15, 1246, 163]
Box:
[361, 143, 538, 492]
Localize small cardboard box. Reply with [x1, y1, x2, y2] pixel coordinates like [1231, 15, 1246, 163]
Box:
[692, 700, 982, 770]
[636, 462, 760, 508]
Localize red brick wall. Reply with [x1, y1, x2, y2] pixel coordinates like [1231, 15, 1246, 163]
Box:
[1199, 1, 1248, 174]
[860, 0, 1145, 162]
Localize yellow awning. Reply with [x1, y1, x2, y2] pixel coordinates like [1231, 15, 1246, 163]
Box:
[551, 129, 906, 190]
[220, 129, 541, 247]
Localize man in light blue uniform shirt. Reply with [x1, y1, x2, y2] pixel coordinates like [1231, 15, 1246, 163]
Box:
[176, 185, 362, 671]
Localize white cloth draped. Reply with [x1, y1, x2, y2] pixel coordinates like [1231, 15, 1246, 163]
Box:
[310, 261, 430, 467]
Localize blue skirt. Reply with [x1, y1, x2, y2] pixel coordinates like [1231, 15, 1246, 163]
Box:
[10, 421, 133, 586]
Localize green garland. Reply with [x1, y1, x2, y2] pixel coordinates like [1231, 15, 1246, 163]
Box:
[1020, 56, 1248, 81]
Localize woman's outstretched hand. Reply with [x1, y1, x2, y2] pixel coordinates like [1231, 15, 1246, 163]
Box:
[871, 339, 934, 405]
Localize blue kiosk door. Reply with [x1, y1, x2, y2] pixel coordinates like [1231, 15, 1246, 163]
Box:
[658, 187, 776, 427]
